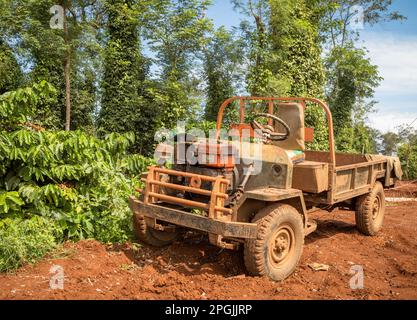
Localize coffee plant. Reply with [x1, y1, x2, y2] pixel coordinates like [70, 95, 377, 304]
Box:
[0, 82, 153, 271]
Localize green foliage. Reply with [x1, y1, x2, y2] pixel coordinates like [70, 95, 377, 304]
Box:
[396, 126, 417, 179]
[0, 0, 412, 272]
[0, 41, 23, 94]
[98, 0, 145, 129]
[0, 83, 153, 271]
[325, 45, 382, 153]
[0, 216, 61, 272]
[356, 125, 379, 154]
[0, 127, 150, 241]
[245, 20, 276, 96]
[233, 0, 282, 96]
[1, 0, 406, 156]
[398, 143, 417, 180]
[379, 131, 400, 156]
[144, 0, 213, 129]
[233, 0, 328, 149]
[0, 80, 57, 129]
[269, 0, 328, 150]
[378, 126, 417, 179]
[144, 79, 195, 130]
[71, 69, 96, 133]
[0, 0, 64, 128]
[0, 0, 105, 130]
[186, 120, 217, 137]
[320, 0, 406, 48]
[204, 27, 243, 122]
[98, 0, 216, 154]
[146, 0, 212, 82]
[320, 0, 402, 154]
[270, 0, 325, 97]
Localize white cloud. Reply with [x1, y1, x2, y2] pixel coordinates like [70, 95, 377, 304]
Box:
[360, 32, 417, 95]
[369, 111, 417, 133]
[357, 32, 417, 132]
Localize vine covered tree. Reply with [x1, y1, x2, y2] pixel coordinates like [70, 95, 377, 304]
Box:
[97, 0, 149, 152]
[269, 0, 328, 149]
[232, 0, 283, 96]
[204, 27, 243, 122]
[144, 0, 213, 128]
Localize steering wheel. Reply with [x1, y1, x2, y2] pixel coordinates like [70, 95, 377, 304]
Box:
[251, 113, 291, 141]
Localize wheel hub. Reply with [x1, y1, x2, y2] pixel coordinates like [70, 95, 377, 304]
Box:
[269, 226, 294, 267]
[275, 235, 288, 252]
[372, 197, 380, 220]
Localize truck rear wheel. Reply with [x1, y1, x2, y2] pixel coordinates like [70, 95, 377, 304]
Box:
[133, 213, 179, 247]
[355, 181, 385, 236]
[244, 204, 304, 281]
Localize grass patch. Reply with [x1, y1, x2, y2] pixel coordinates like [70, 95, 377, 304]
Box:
[0, 216, 62, 272]
[48, 245, 78, 260]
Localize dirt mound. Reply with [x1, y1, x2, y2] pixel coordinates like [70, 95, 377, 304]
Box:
[1, 202, 417, 300]
[386, 180, 417, 198]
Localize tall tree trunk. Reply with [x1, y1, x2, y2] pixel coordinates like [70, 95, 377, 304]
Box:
[63, 7, 71, 131]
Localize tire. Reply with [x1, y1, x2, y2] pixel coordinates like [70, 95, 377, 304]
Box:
[244, 204, 304, 281]
[133, 213, 179, 247]
[355, 181, 385, 236]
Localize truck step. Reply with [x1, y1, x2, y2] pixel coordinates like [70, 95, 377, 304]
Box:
[304, 220, 317, 236]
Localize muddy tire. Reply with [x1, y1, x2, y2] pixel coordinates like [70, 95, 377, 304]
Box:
[244, 204, 304, 281]
[133, 213, 179, 247]
[355, 181, 385, 236]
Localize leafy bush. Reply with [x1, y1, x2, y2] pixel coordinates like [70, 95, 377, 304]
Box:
[398, 143, 417, 180]
[0, 82, 153, 271]
[0, 216, 61, 272]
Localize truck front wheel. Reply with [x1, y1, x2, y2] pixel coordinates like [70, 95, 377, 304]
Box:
[133, 213, 179, 247]
[355, 181, 385, 236]
[244, 204, 304, 281]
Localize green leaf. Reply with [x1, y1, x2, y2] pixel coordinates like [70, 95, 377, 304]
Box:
[5, 175, 20, 191]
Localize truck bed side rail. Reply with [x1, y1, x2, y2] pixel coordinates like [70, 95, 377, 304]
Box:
[331, 159, 387, 203]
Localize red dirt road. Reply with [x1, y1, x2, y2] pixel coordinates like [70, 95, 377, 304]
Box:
[1, 201, 416, 300]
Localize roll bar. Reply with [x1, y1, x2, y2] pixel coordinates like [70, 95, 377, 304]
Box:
[215, 96, 336, 167]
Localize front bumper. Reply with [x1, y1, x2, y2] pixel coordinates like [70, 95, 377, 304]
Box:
[129, 196, 257, 239]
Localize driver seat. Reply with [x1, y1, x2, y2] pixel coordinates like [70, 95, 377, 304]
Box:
[273, 103, 305, 164]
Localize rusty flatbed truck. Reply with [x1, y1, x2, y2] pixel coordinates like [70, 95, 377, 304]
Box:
[129, 97, 402, 281]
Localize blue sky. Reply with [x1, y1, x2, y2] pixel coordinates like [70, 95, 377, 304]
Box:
[206, 0, 417, 133]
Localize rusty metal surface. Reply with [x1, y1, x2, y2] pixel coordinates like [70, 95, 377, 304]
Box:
[303, 151, 397, 205]
[215, 96, 336, 167]
[332, 161, 387, 203]
[244, 188, 302, 202]
[142, 166, 231, 218]
[292, 161, 329, 193]
[129, 196, 257, 239]
[305, 127, 314, 143]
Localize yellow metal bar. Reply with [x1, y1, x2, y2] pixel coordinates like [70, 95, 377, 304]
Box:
[151, 167, 229, 184]
[148, 192, 233, 214]
[149, 180, 211, 196]
[148, 192, 209, 209]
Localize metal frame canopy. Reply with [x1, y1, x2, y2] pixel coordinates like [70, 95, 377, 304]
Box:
[215, 96, 336, 167]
